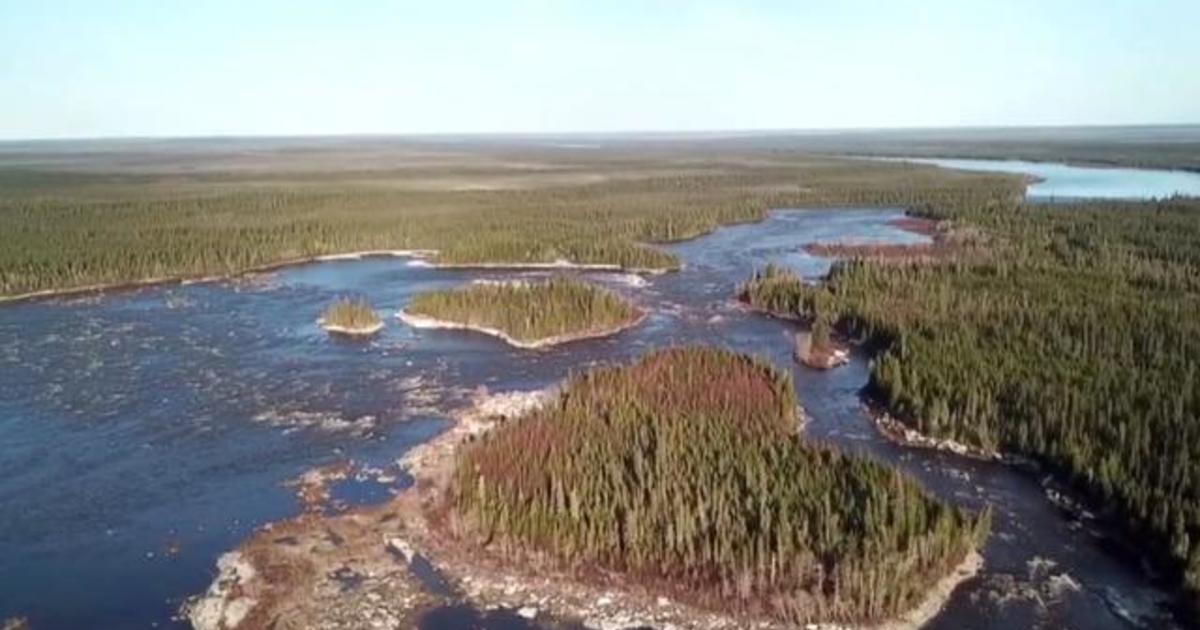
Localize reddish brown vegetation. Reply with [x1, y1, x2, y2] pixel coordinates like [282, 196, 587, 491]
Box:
[450, 347, 986, 624]
[797, 344, 850, 370]
[888, 216, 940, 236]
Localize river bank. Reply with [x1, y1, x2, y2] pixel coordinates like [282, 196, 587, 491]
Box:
[0, 250, 436, 306]
[0, 250, 676, 307]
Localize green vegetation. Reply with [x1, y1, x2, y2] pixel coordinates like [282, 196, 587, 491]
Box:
[320, 296, 382, 332]
[452, 347, 987, 624]
[405, 277, 638, 344]
[740, 126, 1200, 172]
[0, 145, 1021, 298]
[741, 198, 1200, 606]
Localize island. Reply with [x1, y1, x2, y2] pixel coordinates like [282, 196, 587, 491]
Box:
[187, 347, 987, 629]
[318, 297, 385, 336]
[398, 277, 644, 348]
[739, 264, 850, 369]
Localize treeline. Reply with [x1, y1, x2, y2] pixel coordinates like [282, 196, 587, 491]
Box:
[741, 198, 1200, 606]
[406, 277, 638, 343]
[0, 157, 1021, 297]
[452, 347, 987, 624]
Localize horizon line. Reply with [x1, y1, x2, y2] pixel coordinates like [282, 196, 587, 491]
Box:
[2, 121, 1199, 145]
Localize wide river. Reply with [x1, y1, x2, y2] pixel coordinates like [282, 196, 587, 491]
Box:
[0, 163, 1190, 630]
[887, 157, 1200, 200]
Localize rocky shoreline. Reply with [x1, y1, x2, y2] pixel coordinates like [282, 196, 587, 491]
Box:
[396, 308, 647, 349]
[186, 387, 983, 630]
[868, 404, 1001, 461]
[318, 319, 386, 337]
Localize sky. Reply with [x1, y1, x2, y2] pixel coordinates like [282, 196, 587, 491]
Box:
[1, 0, 1198, 139]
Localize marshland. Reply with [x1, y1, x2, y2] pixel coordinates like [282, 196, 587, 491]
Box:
[0, 131, 1198, 630]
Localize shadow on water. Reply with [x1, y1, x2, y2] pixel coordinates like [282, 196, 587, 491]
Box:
[0, 207, 1184, 629]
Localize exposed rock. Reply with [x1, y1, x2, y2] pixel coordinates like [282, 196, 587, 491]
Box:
[387, 537, 416, 563]
[793, 331, 850, 370]
[396, 308, 646, 350]
[318, 320, 385, 337]
[871, 407, 999, 461]
[186, 552, 259, 630]
[288, 461, 354, 513]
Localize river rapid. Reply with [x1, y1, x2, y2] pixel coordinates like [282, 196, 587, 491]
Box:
[0, 203, 1183, 629]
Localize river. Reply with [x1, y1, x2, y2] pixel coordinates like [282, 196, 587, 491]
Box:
[0, 198, 1187, 628]
[881, 157, 1200, 200]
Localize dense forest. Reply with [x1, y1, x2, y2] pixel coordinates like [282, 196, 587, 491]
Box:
[740, 197, 1200, 607]
[0, 153, 1020, 297]
[405, 277, 639, 343]
[452, 347, 987, 624]
[712, 126, 1200, 172]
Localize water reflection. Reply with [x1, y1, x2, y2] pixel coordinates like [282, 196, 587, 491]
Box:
[887, 157, 1200, 200]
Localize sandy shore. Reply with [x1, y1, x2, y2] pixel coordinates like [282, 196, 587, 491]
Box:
[396, 308, 647, 349]
[317, 319, 386, 336]
[186, 387, 983, 630]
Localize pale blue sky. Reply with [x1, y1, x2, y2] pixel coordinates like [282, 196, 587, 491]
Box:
[1, 0, 1197, 139]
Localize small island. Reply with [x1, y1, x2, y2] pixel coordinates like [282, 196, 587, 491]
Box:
[398, 277, 643, 348]
[318, 297, 385, 336]
[792, 318, 850, 370]
[739, 264, 850, 369]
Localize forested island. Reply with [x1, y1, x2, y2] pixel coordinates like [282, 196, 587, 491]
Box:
[318, 296, 384, 336]
[741, 197, 1200, 610]
[187, 347, 986, 629]
[449, 347, 987, 625]
[400, 277, 643, 348]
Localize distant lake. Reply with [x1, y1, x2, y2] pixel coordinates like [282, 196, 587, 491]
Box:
[883, 157, 1200, 200]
